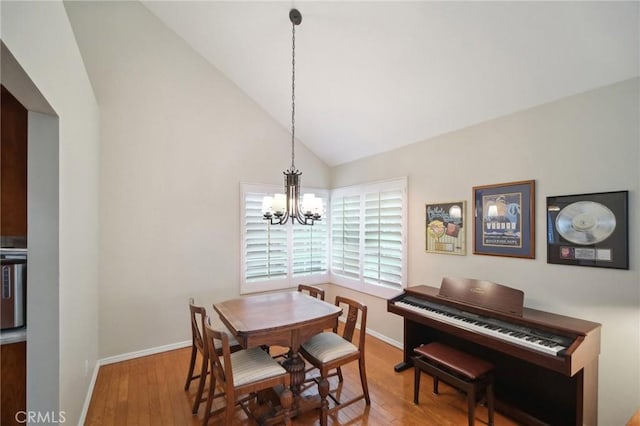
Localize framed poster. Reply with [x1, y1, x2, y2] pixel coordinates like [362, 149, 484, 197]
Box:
[547, 190, 628, 269]
[473, 180, 535, 258]
[426, 201, 466, 255]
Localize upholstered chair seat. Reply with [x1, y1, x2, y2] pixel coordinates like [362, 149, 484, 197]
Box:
[225, 347, 289, 386]
[301, 332, 358, 363]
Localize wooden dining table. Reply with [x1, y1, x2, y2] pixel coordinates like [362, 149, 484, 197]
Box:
[213, 291, 342, 420]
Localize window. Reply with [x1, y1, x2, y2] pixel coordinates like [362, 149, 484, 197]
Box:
[330, 177, 407, 298]
[364, 190, 404, 287]
[243, 191, 288, 283]
[330, 194, 361, 279]
[241, 183, 328, 294]
[241, 178, 406, 298]
[293, 220, 328, 276]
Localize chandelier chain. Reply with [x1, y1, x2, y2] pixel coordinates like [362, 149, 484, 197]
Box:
[262, 9, 320, 226]
[291, 19, 296, 170]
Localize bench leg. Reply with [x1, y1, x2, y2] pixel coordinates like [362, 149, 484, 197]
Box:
[433, 376, 439, 394]
[467, 387, 476, 426]
[487, 382, 494, 426]
[413, 366, 421, 404]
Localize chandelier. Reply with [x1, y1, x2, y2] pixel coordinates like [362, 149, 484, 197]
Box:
[262, 8, 322, 226]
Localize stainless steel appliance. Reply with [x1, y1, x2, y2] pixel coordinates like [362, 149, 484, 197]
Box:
[1, 251, 26, 330]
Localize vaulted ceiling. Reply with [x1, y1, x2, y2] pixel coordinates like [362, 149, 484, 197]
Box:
[142, 1, 638, 166]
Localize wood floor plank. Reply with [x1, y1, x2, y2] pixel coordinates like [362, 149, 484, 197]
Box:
[115, 360, 129, 426]
[146, 355, 163, 425]
[134, 359, 150, 426]
[85, 362, 109, 425]
[102, 362, 121, 426]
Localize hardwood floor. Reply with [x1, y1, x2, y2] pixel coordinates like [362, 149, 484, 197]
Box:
[85, 333, 518, 425]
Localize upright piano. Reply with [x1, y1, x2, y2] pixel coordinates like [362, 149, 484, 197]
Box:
[388, 277, 601, 426]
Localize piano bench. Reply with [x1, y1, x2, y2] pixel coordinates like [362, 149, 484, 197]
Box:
[413, 342, 494, 426]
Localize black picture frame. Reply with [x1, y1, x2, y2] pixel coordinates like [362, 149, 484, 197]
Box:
[547, 190, 628, 269]
[473, 180, 535, 258]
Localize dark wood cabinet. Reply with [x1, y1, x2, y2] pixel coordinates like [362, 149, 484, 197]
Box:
[1, 341, 26, 425]
[1, 85, 28, 239]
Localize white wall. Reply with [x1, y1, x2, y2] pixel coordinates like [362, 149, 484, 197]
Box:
[63, 1, 330, 358]
[1, 1, 100, 424]
[329, 78, 640, 425]
[27, 112, 60, 420]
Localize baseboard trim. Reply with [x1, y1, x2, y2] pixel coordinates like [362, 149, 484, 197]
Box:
[99, 340, 191, 366]
[337, 316, 403, 350]
[78, 360, 100, 426]
[366, 327, 403, 350]
[94, 330, 400, 367]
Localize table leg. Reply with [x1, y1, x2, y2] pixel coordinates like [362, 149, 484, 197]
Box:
[281, 351, 306, 396]
[281, 348, 323, 418]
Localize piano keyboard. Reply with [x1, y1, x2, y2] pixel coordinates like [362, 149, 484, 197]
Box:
[394, 296, 573, 357]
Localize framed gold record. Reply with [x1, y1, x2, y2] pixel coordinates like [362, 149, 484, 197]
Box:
[547, 191, 628, 269]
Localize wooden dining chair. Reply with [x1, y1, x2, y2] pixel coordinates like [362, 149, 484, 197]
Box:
[297, 284, 325, 300]
[202, 317, 293, 426]
[184, 297, 241, 415]
[299, 296, 371, 426]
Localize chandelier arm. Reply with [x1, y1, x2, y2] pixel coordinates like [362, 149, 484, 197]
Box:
[296, 212, 314, 226]
[281, 210, 290, 225]
[266, 210, 290, 226]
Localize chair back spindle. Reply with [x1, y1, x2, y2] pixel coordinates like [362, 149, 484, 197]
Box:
[189, 298, 207, 355]
[184, 298, 211, 415]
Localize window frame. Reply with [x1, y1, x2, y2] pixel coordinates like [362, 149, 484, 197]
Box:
[240, 183, 330, 295]
[329, 177, 408, 299]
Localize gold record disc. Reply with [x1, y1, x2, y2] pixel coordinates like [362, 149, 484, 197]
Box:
[555, 201, 616, 245]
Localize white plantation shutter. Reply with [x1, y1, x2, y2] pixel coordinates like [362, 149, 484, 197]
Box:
[364, 190, 403, 288]
[244, 192, 288, 282]
[329, 177, 407, 298]
[241, 184, 329, 294]
[293, 199, 328, 276]
[331, 194, 361, 279]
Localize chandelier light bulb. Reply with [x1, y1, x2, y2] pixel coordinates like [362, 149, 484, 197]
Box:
[272, 194, 286, 215]
[262, 196, 274, 216]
